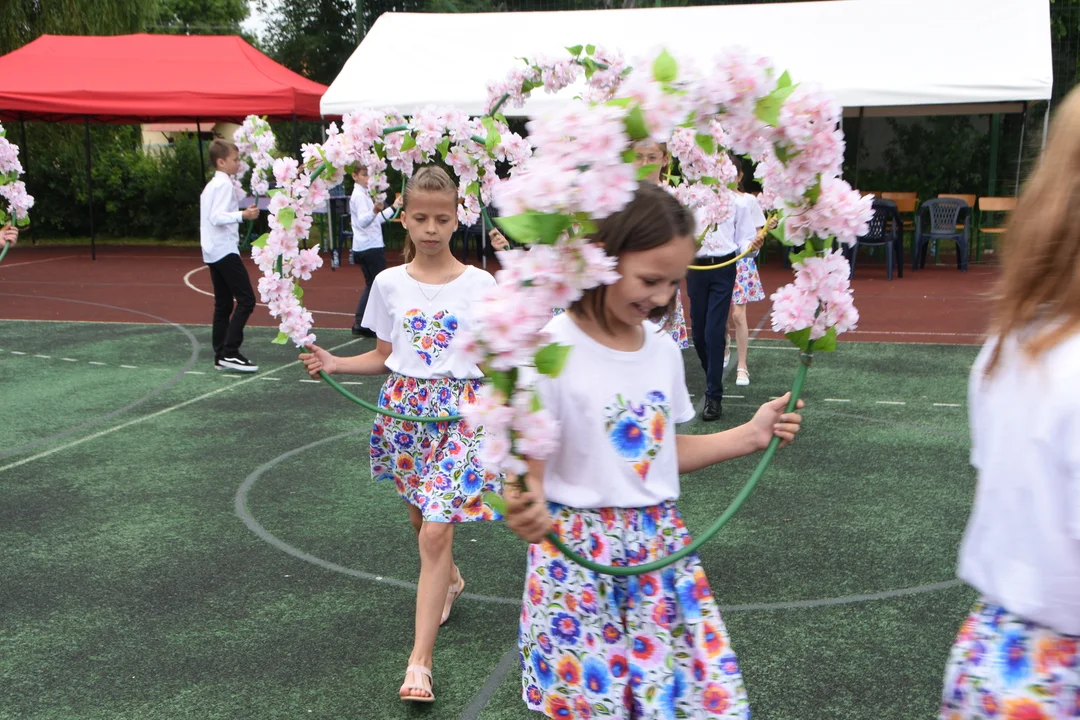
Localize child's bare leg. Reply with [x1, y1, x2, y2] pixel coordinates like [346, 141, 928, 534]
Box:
[733, 303, 749, 371]
[400, 521, 456, 699]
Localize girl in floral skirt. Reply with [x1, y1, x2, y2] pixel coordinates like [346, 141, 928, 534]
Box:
[726, 162, 767, 386]
[300, 166, 500, 704]
[505, 183, 805, 719]
[938, 86, 1080, 720]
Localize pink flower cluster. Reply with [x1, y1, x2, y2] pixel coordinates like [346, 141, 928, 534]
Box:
[458, 236, 619, 474]
[0, 124, 32, 223]
[784, 178, 874, 247]
[250, 156, 326, 347]
[233, 116, 276, 197]
[485, 46, 628, 113]
[493, 104, 637, 220]
[770, 250, 859, 340]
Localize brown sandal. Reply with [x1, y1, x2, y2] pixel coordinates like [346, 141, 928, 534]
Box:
[399, 664, 434, 703]
[440, 573, 465, 626]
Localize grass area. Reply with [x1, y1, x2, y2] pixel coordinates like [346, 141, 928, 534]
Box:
[0, 321, 977, 719]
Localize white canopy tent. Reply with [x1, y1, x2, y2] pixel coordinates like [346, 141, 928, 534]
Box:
[321, 0, 1052, 119]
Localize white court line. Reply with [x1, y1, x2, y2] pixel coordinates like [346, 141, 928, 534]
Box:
[119, 365, 138, 369]
[341, 381, 364, 386]
[823, 398, 851, 403]
[60, 357, 78, 362]
[33, 354, 51, 359]
[183, 266, 354, 317]
[0, 339, 360, 474]
[934, 403, 962, 408]
[876, 401, 906, 406]
[9, 351, 25, 355]
[259, 377, 281, 382]
[88, 361, 106, 366]
[184, 371, 205, 375]
[299, 379, 321, 383]
[0, 254, 78, 270]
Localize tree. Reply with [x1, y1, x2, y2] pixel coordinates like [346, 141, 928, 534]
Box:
[256, 0, 357, 85]
[147, 0, 250, 35]
[0, 0, 157, 55]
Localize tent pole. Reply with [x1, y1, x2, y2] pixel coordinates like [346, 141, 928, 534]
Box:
[853, 106, 865, 189]
[988, 113, 1000, 196]
[196, 118, 206, 182]
[292, 114, 299, 159]
[1041, 100, 1051, 154]
[19, 116, 28, 177]
[1014, 102, 1028, 195]
[84, 117, 95, 261]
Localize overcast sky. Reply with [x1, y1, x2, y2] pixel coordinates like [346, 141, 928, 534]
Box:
[241, 1, 268, 39]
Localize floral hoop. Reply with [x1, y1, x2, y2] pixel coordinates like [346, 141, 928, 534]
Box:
[0, 121, 34, 263]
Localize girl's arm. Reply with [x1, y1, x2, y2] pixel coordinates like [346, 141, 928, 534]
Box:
[300, 339, 392, 377]
[676, 393, 804, 474]
[505, 458, 553, 543]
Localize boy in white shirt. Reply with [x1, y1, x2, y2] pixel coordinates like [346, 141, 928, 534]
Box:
[200, 140, 261, 372]
[349, 166, 402, 337]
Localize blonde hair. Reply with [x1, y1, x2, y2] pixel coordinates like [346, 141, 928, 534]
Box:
[401, 165, 457, 262]
[986, 87, 1080, 375]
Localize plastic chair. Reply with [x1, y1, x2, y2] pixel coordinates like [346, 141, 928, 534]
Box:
[913, 198, 970, 272]
[976, 196, 1016, 260]
[848, 199, 903, 280]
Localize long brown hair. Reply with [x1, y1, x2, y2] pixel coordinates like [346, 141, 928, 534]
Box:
[985, 87, 1080, 375]
[571, 182, 695, 331]
[400, 165, 457, 263]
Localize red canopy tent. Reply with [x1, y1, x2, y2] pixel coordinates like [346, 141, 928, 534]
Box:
[0, 34, 329, 257]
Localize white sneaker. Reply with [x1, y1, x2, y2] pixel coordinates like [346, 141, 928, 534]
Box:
[736, 368, 750, 386]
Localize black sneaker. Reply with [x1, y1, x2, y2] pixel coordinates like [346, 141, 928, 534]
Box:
[352, 324, 375, 338]
[218, 354, 258, 373]
[702, 397, 722, 421]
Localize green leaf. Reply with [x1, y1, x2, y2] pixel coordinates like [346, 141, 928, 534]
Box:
[267, 188, 283, 197]
[785, 327, 811, 352]
[775, 143, 801, 165]
[271, 331, 290, 345]
[292, 284, 304, 300]
[276, 207, 295, 230]
[566, 44, 584, 57]
[534, 342, 572, 378]
[465, 180, 480, 197]
[699, 176, 718, 186]
[625, 106, 649, 141]
[621, 148, 637, 164]
[605, 97, 633, 109]
[490, 370, 514, 398]
[483, 492, 507, 516]
[652, 49, 678, 83]
[806, 177, 823, 204]
[15, 215, 29, 227]
[251, 232, 270, 249]
[530, 392, 544, 413]
[776, 70, 793, 89]
[521, 78, 543, 94]
[585, 44, 596, 55]
[694, 133, 716, 155]
[0, 209, 8, 225]
[581, 56, 598, 80]
[495, 212, 573, 245]
[636, 164, 660, 181]
[769, 217, 790, 245]
[437, 137, 451, 161]
[486, 127, 501, 151]
[400, 133, 417, 152]
[481, 116, 495, 132]
[814, 326, 837, 353]
[754, 84, 799, 127]
[788, 244, 816, 265]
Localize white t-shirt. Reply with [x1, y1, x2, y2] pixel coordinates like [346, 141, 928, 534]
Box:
[958, 328, 1080, 634]
[698, 192, 765, 258]
[361, 264, 495, 380]
[350, 184, 394, 253]
[535, 313, 696, 508]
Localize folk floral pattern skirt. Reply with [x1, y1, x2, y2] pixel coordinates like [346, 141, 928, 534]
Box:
[519, 501, 750, 719]
[661, 293, 690, 350]
[731, 258, 764, 306]
[369, 373, 502, 523]
[940, 599, 1080, 720]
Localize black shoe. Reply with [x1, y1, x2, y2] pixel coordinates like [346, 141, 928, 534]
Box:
[702, 397, 722, 421]
[218, 354, 258, 373]
[352, 324, 375, 338]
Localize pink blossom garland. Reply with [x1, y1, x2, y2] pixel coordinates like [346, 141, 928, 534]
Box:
[234, 116, 276, 198]
[0, 122, 34, 225]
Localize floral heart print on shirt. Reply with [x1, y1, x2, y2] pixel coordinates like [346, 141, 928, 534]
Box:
[604, 391, 670, 480]
[403, 309, 459, 366]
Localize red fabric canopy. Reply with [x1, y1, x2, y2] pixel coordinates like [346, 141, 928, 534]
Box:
[0, 34, 329, 123]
